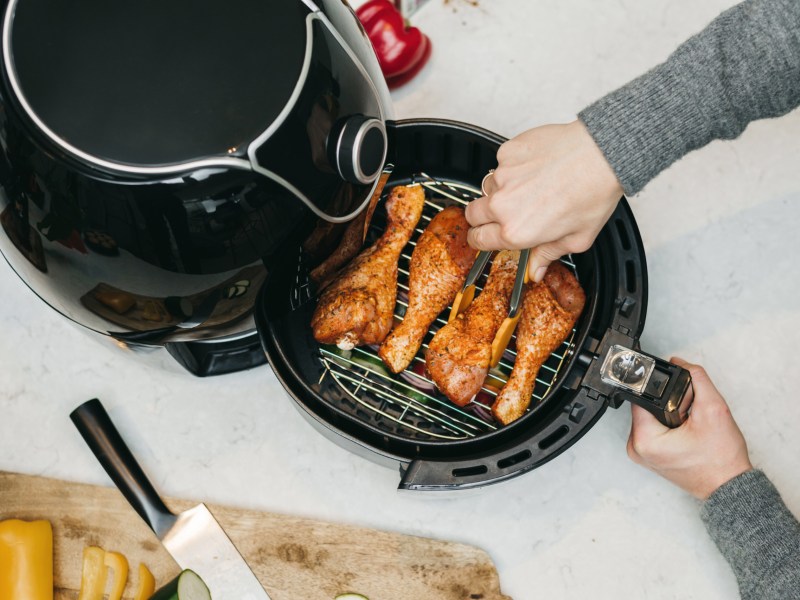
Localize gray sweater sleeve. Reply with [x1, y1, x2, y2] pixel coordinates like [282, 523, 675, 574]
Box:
[701, 469, 800, 600]
[578, 0, 800, 195]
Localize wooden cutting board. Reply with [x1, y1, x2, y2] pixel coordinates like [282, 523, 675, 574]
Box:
[0, 472, 511, 600]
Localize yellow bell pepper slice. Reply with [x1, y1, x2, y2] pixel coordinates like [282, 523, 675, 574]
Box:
[0, 519, 53, 600]
[134, 563, 156, 600]
[104, 551, 129, 600]
[78, 546, 107, 600]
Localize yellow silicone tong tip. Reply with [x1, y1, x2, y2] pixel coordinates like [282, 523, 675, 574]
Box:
[449, 286, 475, 322]
[448, 250, 492, 322]
[490, 313, 522, 368]
[489, 249, 532, 367]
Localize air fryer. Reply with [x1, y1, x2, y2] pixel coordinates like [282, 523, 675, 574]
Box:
[0, 0, 392, 375]
[0, 0, 690, 488]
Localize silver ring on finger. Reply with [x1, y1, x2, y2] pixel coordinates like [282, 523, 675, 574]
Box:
[481, 169, 495, 196]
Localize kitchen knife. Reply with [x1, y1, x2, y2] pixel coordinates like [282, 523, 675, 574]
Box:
[70, 398, 271, 600]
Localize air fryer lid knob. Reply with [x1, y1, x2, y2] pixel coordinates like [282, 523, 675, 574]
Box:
[331, 115, 387, 185]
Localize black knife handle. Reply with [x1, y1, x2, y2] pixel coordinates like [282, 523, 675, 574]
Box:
[70, 398, 176, 537]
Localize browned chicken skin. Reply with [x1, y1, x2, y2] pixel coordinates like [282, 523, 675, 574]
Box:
[492, 262, 586, 425]
[311, 184, 425, 350]
[425, 250, 519, 406]
[378, 206, 476, 373]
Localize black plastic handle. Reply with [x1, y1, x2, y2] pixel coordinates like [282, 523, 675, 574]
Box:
[70, 399, 176, 537]
[581, 330, 694, 429]
[614, 356, 693, 428]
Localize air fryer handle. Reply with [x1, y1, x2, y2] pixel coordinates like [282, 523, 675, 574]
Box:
[614, 356, 693, 428]
[70, 399, 176, 536]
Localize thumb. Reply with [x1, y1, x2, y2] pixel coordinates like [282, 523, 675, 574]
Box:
[527, 243, 565, 282]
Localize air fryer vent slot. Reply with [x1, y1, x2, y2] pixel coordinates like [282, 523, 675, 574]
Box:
[538, 425, 570, 450]
[625, 259, 637, 294]
[497, 449, 532, 469]
[452, 464, 489, 478]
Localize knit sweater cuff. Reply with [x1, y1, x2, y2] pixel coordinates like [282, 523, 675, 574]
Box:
[580, 0, 800, 196]
[701, 469, 800, 600]
[578, 63, 708, 196]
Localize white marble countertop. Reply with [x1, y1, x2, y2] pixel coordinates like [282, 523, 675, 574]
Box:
[2, 1, 799, 598]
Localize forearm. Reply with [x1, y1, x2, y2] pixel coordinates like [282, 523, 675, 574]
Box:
[579, 0, 800, 194]
[701, 469, 800, 600]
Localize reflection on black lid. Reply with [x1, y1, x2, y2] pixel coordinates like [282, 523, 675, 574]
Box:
[9, 0, 308, 166]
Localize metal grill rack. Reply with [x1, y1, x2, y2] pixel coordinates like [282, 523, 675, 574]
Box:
[306, 174, 579, 441]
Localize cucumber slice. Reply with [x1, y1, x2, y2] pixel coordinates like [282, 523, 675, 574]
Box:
[334, 594, 369, 600]
[402, 388, 429, 404]
[150, 570, 211, 600]
[350, 355, 390, 377]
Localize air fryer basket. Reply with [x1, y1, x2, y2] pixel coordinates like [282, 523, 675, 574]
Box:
[258, 119, 665, 490]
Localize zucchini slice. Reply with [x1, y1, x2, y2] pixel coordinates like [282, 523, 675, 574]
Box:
[150, 570, 211, 600]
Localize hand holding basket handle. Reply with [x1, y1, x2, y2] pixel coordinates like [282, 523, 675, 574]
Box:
[626, 357, 751, 500]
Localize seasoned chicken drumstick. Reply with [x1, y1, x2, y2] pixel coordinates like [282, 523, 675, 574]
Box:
[492, 262, 585, 425]
[378, 206, 476, 373]
[311, 184, 425, 350]
[309, 172, 390, 290]
[426, 250, 519, 406]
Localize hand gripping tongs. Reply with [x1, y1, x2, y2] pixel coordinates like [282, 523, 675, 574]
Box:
[448, 247, 532, 368]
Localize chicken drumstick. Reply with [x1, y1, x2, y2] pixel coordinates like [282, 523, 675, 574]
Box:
[378, 206, 476, 373]
[425, 250, 519, 406]
[311, 184, 425, 350]
[492, 262, 585, 425]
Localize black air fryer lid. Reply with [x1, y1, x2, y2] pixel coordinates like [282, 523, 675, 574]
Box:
[5, 0, 308, 167]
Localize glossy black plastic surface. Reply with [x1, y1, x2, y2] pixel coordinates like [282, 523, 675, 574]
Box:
[0, 106, 300, 338]
[165, 332, 267, 377]
[315, 0, 388, 97]
[0, 0, 393, 353]
[253, 16, 386, 218]
[8, 0, 309, 166]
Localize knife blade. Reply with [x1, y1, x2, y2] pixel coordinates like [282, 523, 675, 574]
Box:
[70, 398, 271, 600]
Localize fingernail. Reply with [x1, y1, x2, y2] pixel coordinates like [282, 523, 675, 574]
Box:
[533, 266, 547, 283]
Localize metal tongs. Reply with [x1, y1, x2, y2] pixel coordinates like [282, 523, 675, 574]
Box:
[449, 247, 531, 368]
[413, 170, 531, 367]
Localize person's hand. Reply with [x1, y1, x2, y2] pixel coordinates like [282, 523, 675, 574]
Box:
[627, 357, 753, 500]
[465, 120, 623, 282]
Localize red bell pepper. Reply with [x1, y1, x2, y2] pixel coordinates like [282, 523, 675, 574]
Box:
[385, 34, 431, 89]
[356, 0, 431, 81]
